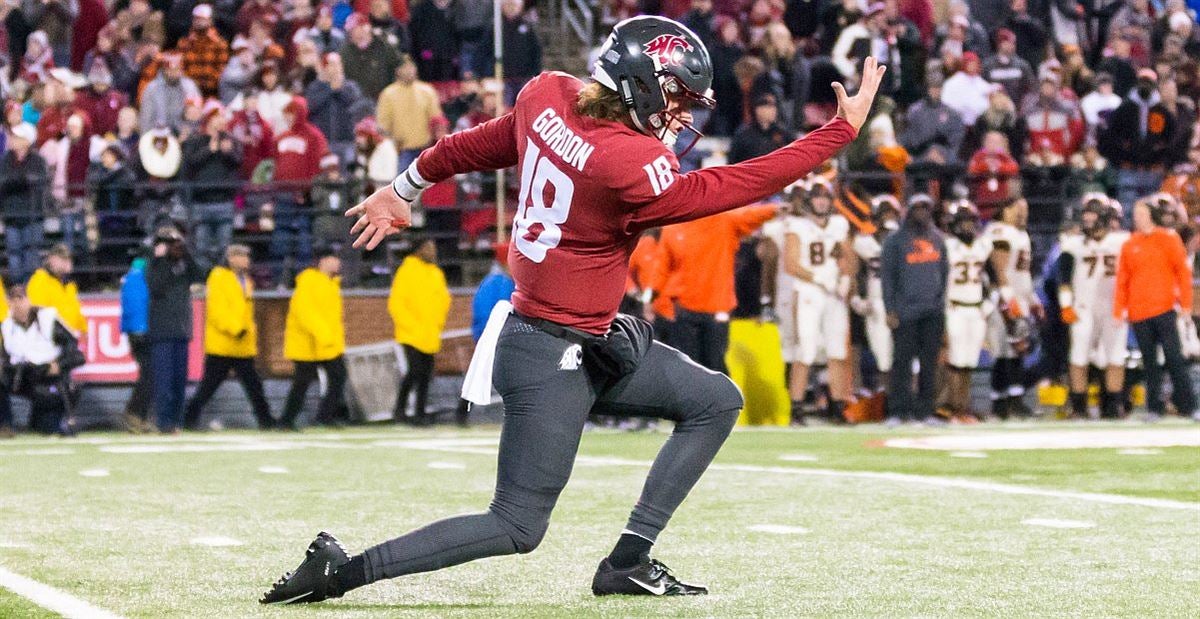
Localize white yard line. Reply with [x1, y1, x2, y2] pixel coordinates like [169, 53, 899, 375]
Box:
[0, 565, 125, 619]
[395, 439, 1200, 512]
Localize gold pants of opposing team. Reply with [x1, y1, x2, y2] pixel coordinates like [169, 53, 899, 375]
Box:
[725, 319, 790, 426]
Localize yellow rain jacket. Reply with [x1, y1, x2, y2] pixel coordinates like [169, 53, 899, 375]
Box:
[284, 268, 345, 362]
[0, 274, 8, 319]
[204, 266, 257, 358]
[388, 255, 451, 354]
[27, 268, 86, 335]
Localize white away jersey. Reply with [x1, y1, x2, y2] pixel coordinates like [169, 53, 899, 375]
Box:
[853, 233, 884, 300]
[786, 214, 850, 281]
[986, 221, 1035, 305]
[945, 235, 994, 305]
[1061, 230, 1130, 311]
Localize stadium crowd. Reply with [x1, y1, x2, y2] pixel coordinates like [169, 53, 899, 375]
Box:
[0, 0, 1198, 435]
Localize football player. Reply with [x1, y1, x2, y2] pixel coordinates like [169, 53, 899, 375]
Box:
[261, 17, 885, 603]
[783, 176, 854, 423]
[1057, 193, 1130, 419]
[942, 201, 993, 421]
[760, 182, 806, 384]
[851, 194, 902, 389]
[985, 198, 1044, 418]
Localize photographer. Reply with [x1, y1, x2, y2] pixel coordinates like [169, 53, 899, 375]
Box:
[1, 283, 86, 436]
[146, 226, 205, 434]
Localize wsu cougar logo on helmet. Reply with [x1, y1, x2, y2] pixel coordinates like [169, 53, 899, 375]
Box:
[642, 34, 693, 68]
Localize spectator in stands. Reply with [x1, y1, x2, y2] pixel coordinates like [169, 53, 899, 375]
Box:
[287, 37, 323, 93]
[941, 52, 993, 125]
[111, 0, 165, 59]
[280, 248, 348, 429]
[682, 0, 716, 50]
[28, 244, 85, 337]
[967, 90, 1026, 162]
[218, 37, 257, 103]
[0, 123, 47, 281]
[388, 238, 451, 425]
[76, 60, 127, 137]
[707, 15, 744, 136]
[937, 2, 990, 58]
[119, 256, 152, 433]
[351, 115, 397, 194]
[243, 17, 285, 64]
[1004, 0, 1049, 72]
[91, 144, 138, 257]
[40, 110, 91, 257]
[1, 282, 85, 436]
[1096, 33, 1137, 99]
[227, 92, 273, 178]
[177, 4, 229, 99]
[181, 102, 242, 270]
[1115, 199, 1198, 421]
[454, 0, 491, 78]
[184, 245, 275, 430]
[236, 0, 282, 36]
[145, 225, 204, 434]
[305, 4, 347, 55]
[305, 52, 364, 167]
[901, 74, 965, 179]
[409, 0, 460, 83]
[314, 152, 363, 275]
[1022, 72, 1085, 163]
[982, 28, 1034, 106]
[252, 61, 291, 134]
[139, 52, 199, 132]
[758, 21, 807, 129]
[1080, 72, 1122, 128]
[1061, 44, 1094, 97]
[367, 0, 411, 52]
[1098, 68, 1178, 217]
[830, 7, 869, 80]
[270, 95, 328, 285]
[487, 0, 542, 105]
[967, 131, 1020, 218]
[377, 54, 442, 170]
[1159, 74, 1195, 169]
[340, 12, 401, 102]
[1068, 143, 1117, 197]
[728, 92, 789, 164]
[658, 204, 777, 373]
[880, 195, 947, 425]
[82, 24, 136, 97]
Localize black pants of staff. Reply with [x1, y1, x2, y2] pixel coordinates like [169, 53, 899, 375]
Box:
[394, 345, 435, 423]
[889, 312, 944, 421]
[673, 308, 730, 373]
[1131, 310, 1198, 416]
[184, 354, 274, 429]
[125, 334, 152, 421]
[280, 356, 349, 427]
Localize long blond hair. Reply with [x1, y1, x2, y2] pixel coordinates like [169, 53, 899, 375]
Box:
[575, 81, 627, 122]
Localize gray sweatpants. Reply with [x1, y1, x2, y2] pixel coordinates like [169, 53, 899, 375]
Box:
[363, 315, 743, 583]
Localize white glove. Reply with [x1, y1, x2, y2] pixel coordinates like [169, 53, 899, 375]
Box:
[850, 295, 873, 316]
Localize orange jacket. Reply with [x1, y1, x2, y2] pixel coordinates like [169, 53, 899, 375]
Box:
[657, 204, 777, 315]
[627, 234, 677, 319]
[1114, 227, 1194, 323]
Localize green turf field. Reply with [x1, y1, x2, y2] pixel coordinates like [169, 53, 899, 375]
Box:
[1, 421, 1198, 618]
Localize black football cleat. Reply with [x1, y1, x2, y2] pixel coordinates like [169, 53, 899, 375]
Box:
[260, 531, 350, 605]
[591, 557, 708, 596]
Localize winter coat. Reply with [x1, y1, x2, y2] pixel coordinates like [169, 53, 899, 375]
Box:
[204, 266, 257, 358]
[283, 268, 344, 362]
[27, 268, 86, 335]
[388, 255, 451, 354]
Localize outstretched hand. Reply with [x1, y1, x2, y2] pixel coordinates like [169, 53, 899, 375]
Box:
[345, 185, 413, 250]
[833, 56, 887, 132]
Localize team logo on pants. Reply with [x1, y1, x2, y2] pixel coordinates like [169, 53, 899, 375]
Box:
[559, 344, 583, 371]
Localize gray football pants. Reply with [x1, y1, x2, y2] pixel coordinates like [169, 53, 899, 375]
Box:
[363, 315, 743, 583]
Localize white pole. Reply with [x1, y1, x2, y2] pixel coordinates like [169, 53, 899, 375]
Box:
[493, 0, 506, 243]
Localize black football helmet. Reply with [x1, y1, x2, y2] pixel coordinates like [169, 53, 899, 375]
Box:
[592, 16, 715, 154]
[1148, 192, 1182, 227]
[947, 199, 981, 242]
[803, 176, 836, 218]
[870, 194, 903, 231]
[1079, 192, 1112, 238]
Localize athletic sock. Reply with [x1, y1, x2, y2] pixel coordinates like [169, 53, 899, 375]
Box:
[607, 533, 653, 569]
[1102, 391, 1123, 419]
[827, 400, 846, 424]
[1069, 392, 1088, 418]
[330, 554, 367, 596]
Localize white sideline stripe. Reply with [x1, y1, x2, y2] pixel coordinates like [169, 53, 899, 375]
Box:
[1022, 518, 1096, 529]
[747, 524, 809, 535]
[949, 451, 989, 459]
[78, 468, 110, 477]
[0, 431, 460, 448]
[0, 565, 125, 619]
[394, 441, 1200, 512]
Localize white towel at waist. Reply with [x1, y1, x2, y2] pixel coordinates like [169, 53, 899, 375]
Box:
[461, 300, 513, 405]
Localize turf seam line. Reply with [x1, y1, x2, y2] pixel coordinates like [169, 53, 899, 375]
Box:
[0, 565, 126, 619]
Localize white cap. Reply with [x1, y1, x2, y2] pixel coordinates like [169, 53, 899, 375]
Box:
[10, 122, 36, 144]
[192, 3, 213, 19]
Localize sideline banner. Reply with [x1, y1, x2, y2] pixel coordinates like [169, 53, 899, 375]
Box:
[72, 299, 205, 383]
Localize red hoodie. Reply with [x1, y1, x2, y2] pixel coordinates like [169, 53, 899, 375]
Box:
[272, 96, 328, 186]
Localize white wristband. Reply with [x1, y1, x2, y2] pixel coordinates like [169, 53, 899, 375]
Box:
[1058, 288, 1073, 309]
[392, 159, 431, 202]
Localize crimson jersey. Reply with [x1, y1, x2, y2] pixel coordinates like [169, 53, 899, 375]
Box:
[416, 72, 856, 334]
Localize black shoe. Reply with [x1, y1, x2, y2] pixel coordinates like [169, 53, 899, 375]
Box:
[260, 532, 350, 605]
[591, 558, 708, 596]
